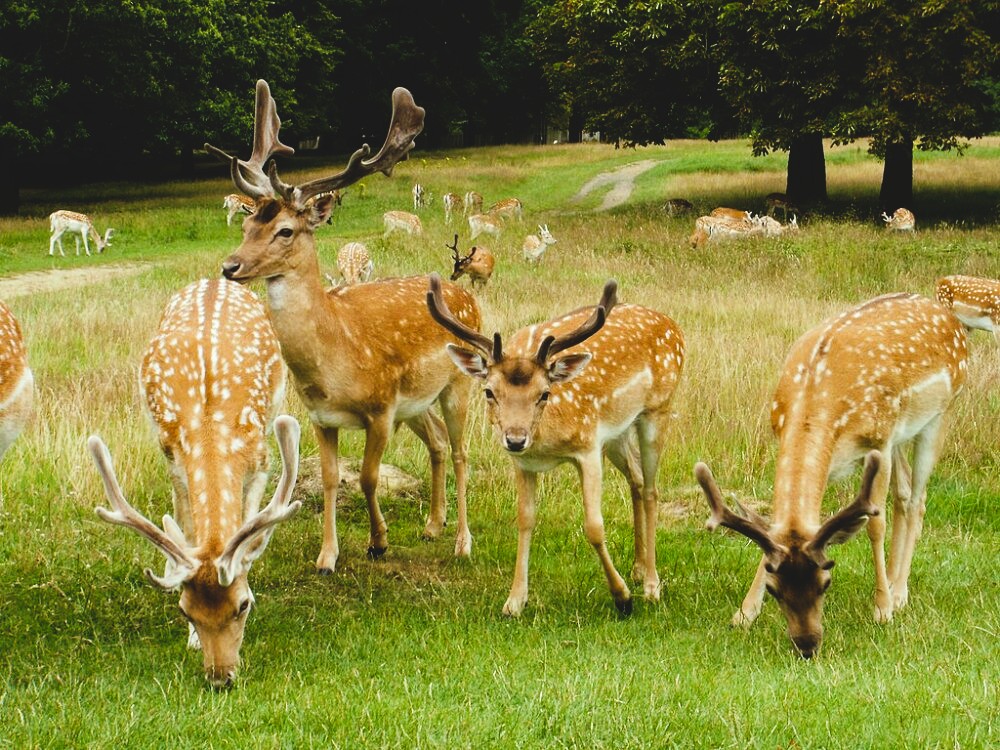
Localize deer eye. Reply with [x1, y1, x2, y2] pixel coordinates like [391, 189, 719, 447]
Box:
[821, 578, 832, 593]
[237, 599, 251, 617]
[484, 388, 495, 401]
[538, 391, 550, 404]
[276, 227, 294, 239]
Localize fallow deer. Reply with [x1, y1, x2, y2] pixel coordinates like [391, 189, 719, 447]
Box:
[412, 182, 428, 210]
[90, 278, 299, 688]
[383, 210, 423, 238]
[695, 292, 968, 657]
[0, 301, 34, 461]
[464, 191, 483, 216]
[447, 234, 494, 288]
[765, 193, 799, 221]
[882, 208, 916, 231]
[663, 198, 694, 217]
[443, 192, 463, 224]
[48, 210, 115, 256]
[205, 80, 481, 570]
[710, 207, 752, 222]
[468, 212, 503, 241]
[522, 224, 557, 264]
[224, 193, 257, 226]
[935, 275, 1000, 344]
[336, 242, 374, 285]
[489, 198, 523, 222]
[427, 275, 685, 616]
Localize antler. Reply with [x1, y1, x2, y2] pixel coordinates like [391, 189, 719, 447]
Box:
[204, 79, 295, 200]
[535, 279, 618, 364]
[427, 273, 501, 361]
[446, 234, 464, 262]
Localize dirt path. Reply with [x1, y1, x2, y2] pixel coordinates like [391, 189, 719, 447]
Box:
[0, 263, 149, 299]
[570, 159, 662, 211]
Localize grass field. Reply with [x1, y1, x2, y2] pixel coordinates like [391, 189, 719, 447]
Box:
[1, 138, 998, 748]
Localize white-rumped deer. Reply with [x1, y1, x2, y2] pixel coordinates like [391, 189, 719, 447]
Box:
[443, 192, 463, 224]
[383, 210, 423, 238]
[464, 190, 483, 216]
[427, 275, 685, 616]
[48, 210, 114, 256]
[882, 208, 916, 231]
[695, 292, 968, 658]
[90, 278, 299, 688]
[447, 234, 494, 289]
[522, 224, 557, 264]
[224, 193, 256, 225]
[468, 212, 503, 241]
[412, 183, 428, 210]
[336, 241, 374, 285]
[205, 80, 481, 571]
[935, 274, 1000, 344]
[0, 301, 34, 460]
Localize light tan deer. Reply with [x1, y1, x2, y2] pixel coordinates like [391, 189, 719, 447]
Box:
[710, 207, 752, 221]
[522, 224, 557, 264]
[383, 210, 423, 238]
[489, 198, 523, 222]
[882, 208, 916, 231]
[695, 292, 968, 657]
[90, 278, 299, 688]
[447, 234, 494, 289]
[427, 275, 685, 616]
[0, 301, 34, 460]
[224, 193, 256, 225]
[48, 210, 115, 256]
[468, 212, 503, 241]
[205, 80, 481, 570]
[336, 242, 374, 285]
[464, 190, 483, 216]
[935, 275, 1000, 344]
[443, 192, 463, 224]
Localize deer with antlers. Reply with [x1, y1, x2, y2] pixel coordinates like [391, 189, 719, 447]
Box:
[427, 275, 685, 616]
[90, 278, 300, 688]
[695, 292, 968, 657]
[882, 208, 916, 231]
[447, 234, 494, 289]
[205, 80, 481, 570]
[0, 301, 34, 461]
[935, 274, 1000, 344]
[48, 210, 115, 256]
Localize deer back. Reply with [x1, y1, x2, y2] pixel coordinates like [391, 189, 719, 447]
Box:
[0, 300, 33, 458]
[935, 274, 1000, 330]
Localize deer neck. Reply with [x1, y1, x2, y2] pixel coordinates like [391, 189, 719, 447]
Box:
[771, 409, 836, 533]
[184, 456, 245, 554]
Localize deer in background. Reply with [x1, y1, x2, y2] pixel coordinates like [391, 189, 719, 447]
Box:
[464, 191, 483, 216]
[224, 194, 257, 225]
[489, 198, 523, 222]
[522, 224, 557, 264]
[336, 242, 374, 285]
[935, 275, 1000, 344]
[882, 208, 916, 231]
[90, 278, 299, 688]
[447, 234, 494, 289]
[427, 276, 685, 616]
[710, 207, 752, 222]
[383, 210, 423, 238]
[0, 301, 34, 461]
[695, 292, 968, 657]
[206, 80, 481, 570]
[412, 183, 428, 210]
[443, 192, 463, 224]
[468, 212, 503, 241]
[765, 193, 800, 222]
[48, 210, 115, 256]
[663, 198, 693, 217]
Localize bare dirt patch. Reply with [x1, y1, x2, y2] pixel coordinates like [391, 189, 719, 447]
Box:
[0, 263, 149, 299]
[571, 159, 662, 211]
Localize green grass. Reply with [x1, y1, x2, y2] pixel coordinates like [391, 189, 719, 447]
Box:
[1, 137, 999, 748]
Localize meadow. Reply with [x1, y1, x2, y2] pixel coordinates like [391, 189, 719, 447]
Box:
[0, 138, 998, 748]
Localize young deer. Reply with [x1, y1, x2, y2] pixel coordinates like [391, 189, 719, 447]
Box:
[447, 234, 494, 288]
[427, 275, 685, 616]
[205, 80, 481, 570]
[443, 192, 463, 224]
[488, 198, 523, 222]
[224, 193, 257, 225]
[336, 242, 374, 285]
[383, 210, 423, 238]
[464, 191, 483, 216]
[935, 274, 1000, 344]
[522, 224, 557, 264]
[48, 210, 115, 256]
[0, 301, 34, 460]
[90, 278, 299, 688]
[468, 212, 503, 241]
[695, 293, 968, 657]
[882, 208, 916, 231]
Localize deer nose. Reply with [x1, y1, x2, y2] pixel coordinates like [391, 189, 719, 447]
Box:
[791, 633, 821, 659]
[221, 260, 242, 280]
[504, 430, 529, 453]
[206, 666, 236, 690]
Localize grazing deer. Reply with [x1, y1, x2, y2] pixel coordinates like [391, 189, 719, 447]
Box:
[412, 183, 428, 210]
[710, 207, 752, 222]
[336, 242, 374, 285]
[935, 275, 1000, 344]
[427, 275, 685, 616]
[489, 198, 523, 222]
[464, 190, 483, 216]
[205, 80, 481, 570]
[48, 210, 114, 256]
[663, 198, 693, 217]
[443, 192, 463, 224]
[383, 210, 423, 238]
[224, 194, 257, 226]
[882, 208, 916, 231]
[695, 292, 968, 657]
[468, 212, 503, 241]
[0, 301, 34, 461]
[765, 193, 799, 221]
[522, 224, 557, 264]
[447, 234, 494, 289]
[90, 278, 299, 688]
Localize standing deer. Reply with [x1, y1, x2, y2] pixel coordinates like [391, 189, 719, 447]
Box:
[412, 183, 428, 210]
[882, 208, 916, 231]
[489, 198, 523, 222]
[383, 210, 423, 238]
[427, 275, 685, 616]
[468, 212, 503, 241]
[464, 191, 483, 216]
[765, 193, 799, 221]
[48, 210, 115, 256]
[0, 301, 34, 461]
[522, 224, 557, 264]
[935, 275, 1000, 344]
[205, 80, 481, 570]
[663, 198, 693, 217]
[443, 192, 463, 224]
[224, 194, 257, 225]
[336, 242, 374, 285]
[447, 234, 494, 288]
[695, 293, 968, 657]
[90, 278, 299, 688]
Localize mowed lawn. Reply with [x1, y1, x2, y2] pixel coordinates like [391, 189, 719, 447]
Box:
[0, 139, 998, 748]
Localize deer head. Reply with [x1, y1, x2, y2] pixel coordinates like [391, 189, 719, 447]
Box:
[447, 234, 475, 281]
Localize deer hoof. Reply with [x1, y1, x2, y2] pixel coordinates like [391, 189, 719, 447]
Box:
[615, 596, 634, 617]
[317, 567, 335, 576]
[367, 545, 388, 560]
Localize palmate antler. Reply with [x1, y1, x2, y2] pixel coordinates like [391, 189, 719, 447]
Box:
[534, 280, 618, 364]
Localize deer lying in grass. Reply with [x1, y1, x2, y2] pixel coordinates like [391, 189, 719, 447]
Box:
[0, 301, 34, 461]
[427, 275, 685, 616]
[48, 210, 115, 256]
[935, 275, 1000, 344]
[522, 224, 557, 264]
[447, 235, 494, 288]
[696, 292, 968, 657]
[882, 208, 916, 231]
[206, 80, 481, 570]
[90, 278, 299, 688]
[710, 207, 751, 221]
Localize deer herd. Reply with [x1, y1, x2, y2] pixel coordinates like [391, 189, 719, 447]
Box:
[1, 81, 992, 687]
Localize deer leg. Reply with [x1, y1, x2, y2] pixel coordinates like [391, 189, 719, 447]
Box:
[865, 449, 895, 623]
[405, 411, 449, 542]
[315, 424, 341, 573]
[361, 418, 391, 558]
[503, 468, 538, 617]
[604, 433, 644, 585]
[49, 232, 60, 256]
[439, 381, 472, 558]
[636, 413, 669, 602]
[577, 452, 631, 615]
[887, 447, 913, 583]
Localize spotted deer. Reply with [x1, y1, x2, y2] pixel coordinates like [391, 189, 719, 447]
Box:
[464, 190, 483, 216]
[710, 207, 752, 222]
[695, 292, 968, 657]
[935, 275, 1000, 344]
[205, 80, 481, 570]
[468, 212, 503, 241]
[447, 234, 494, 289]
[90, 278, 299, 688]
[224, 193, 257, 226]
[443, 192, 463, 224]
[336, 242, 374, 285]
[489, 198, 523, 222]
[522, 224, 557, 264]
[48, 210, 115, 256]
[0, 301, 34, 461]
[765, 193, 800, 221]
[882, 208, 916, 231]
[383, 210, 423, 238]
[427, 276, 685, 616]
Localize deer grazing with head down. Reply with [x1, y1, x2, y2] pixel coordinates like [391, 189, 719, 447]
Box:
[468, 212, 503, 241]
[90, 278, 300, 688]
[447, 234, 494, 289]
[427, 276, 685, 616]
[336, 241, 374, 285]
[224, 193, 257, 225]
[205, 80, 481, 570]
[48, 210, 115, 256]
[464, 190, 483, 216]
[695, 292, 968, 657]
[0, 301, 34, 461]
[935, 274, 1000, 344]
[383, 210, 423, 238]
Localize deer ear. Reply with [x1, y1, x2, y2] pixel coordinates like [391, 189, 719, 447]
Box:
[306, 194, 335, 228]
[548, 352, 592, 383]
[445, 344, 489, 379]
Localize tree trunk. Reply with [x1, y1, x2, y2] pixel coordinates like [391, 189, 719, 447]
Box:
[879, 139, 913, 213]
[568, 105, 585, 144]
[785, 134, 827, 205]
[0, 143, 19, 215]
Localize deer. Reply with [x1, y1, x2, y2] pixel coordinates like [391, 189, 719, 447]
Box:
[710, 207, 752, 222]
[48, 210, 115, 256]
[488, 198, 523, 222]
[412, 182, 428, 210]
[464, 190, 483, 216]
[935, 275, 1000, 344]
[443, 192, 463, 224]
[0, 301, 34, 461]
[336, 242, 374, 285]
[752, 214, 799, 237]
[383, 210, 423, 238]
[89, 278, 300, 688]
[447, 234, 494, 289]
[224, 193, 257, 226]
[426, 275, 685, 617]
[690, 214, 758, 247]
[695, 292, 968, 658]
[468, 212, 503, 241]
[205, 80, 481, 571]
[765, 193, 800, 221]
[882, 208, 916, 231]
[663, 198, 693, 217]
[522, 224, 557, 264]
